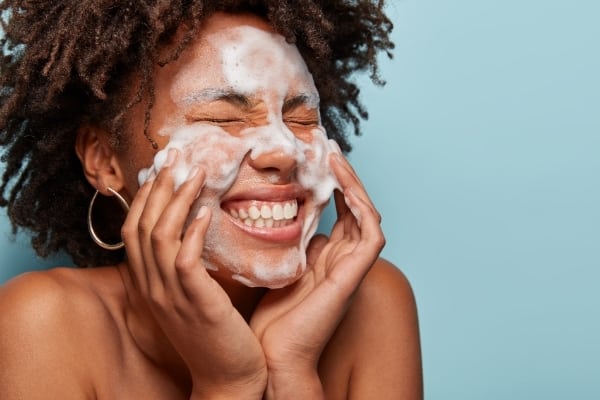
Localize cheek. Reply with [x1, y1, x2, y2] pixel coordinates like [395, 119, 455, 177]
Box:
[296, 128, 340, 205]
[304, 148, 316, 162]
[138, 125, 252, 191]
[173, 126, 258, 193]
[182, 138, 240, 187]
[301, 132, 327, 169]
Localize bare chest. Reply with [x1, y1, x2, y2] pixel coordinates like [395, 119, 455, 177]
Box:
[86, 331, 353, 399]
[90, 344, 192, 399]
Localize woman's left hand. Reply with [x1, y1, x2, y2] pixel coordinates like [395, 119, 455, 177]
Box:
[249, 153, 385, 398]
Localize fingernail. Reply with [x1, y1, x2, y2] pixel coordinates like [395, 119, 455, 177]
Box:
[147, 169, 157, 182]
[143, 168, 156, 183]
[344, 190, 362, 226]
[331, 152, 343, 164]
[344, 190, 352, 207]
[343, 187, 359, 205]
[164, 148, 177, 167]
[187, 166, 200, 181]
[329, 139, 343, 155]
[196, 205, 208, 219]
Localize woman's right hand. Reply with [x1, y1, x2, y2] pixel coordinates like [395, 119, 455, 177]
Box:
[120, 149, 267, 399]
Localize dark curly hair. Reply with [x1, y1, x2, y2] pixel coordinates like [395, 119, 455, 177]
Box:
[0, 0, 394, 267]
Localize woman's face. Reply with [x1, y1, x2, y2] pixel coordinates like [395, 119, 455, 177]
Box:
[123, 13, 339, 288]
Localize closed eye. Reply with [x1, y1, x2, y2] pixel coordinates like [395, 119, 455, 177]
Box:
[285, 119, 319, 127]
[187, 116, 246, 124]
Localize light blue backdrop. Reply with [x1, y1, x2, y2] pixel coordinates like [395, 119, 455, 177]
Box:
[1, 1, 599, 399]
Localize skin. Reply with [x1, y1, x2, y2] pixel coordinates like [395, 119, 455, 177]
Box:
[0, 13, 423, 400]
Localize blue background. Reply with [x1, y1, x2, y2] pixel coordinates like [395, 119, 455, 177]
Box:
[1, 1, 599, 398]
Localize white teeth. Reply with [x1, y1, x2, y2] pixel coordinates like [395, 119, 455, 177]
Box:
[272, 204, 284, 220]
[283, 203, 294, 219]
[229, 200, 298, 228]
[248, 205, 261, 220]
[260, 204, 272, 219]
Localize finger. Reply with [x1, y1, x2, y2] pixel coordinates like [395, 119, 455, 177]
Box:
[328, 140, 363, 185]
[331, 190, 359, 243]
[343, 187, 385, 254]
[140, 149, 179, 233]
[138, 149, 179, 294]
[330, 153, 380, 223]
[342, 189, 362, 241]
[153, 166, 206, 242]
[121, 181, 153, 293]
[330, 153, 370, 201]
[154, 168, 207, 294]
[330, 152, 364, 191]
[175, 206, 230, 311]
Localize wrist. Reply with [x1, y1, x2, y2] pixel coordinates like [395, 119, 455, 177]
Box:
[191, 385, 265, 400]
[265, 369, 324, 400]
[190, 370, 267, 400]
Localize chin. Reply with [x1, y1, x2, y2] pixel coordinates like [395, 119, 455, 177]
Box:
[204, 248, 308, 289]
[231, 262, 306, 289]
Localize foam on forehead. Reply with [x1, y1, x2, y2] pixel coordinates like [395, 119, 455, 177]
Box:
[209, 25, 318, 103]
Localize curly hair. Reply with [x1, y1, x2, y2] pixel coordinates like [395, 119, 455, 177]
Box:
[0, 0, 394, 267]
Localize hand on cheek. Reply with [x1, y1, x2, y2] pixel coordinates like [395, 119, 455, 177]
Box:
[248, 153, 385, 398]
[121, 149, 267, 397]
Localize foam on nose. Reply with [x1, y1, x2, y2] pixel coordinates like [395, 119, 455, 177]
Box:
[248, 122, 299, 163]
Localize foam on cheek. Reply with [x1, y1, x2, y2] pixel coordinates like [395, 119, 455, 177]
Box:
[299, 129, 341, 204]
[137, 125, 248, 201]
[295, 131, 341, 266]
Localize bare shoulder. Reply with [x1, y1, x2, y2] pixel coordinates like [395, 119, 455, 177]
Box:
[321, 258, 423, 399]
[0, 268, 118, 399]
[354, 258, 419, 319]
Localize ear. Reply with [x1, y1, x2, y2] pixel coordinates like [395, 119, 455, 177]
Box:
[75, 125, 125, 194]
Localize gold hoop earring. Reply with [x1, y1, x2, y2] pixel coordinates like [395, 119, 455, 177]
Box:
[87, 187, 130, 250]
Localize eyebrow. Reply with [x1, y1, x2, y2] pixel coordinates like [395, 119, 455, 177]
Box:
[282, 93, 320, 113]
[182, 88, 253, 109]
[182, 88, 319, 111]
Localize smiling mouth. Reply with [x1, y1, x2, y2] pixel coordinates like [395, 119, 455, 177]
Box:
[223, 200, 299, 228]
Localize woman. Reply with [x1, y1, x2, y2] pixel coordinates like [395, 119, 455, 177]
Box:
[0, 1, 422, 398]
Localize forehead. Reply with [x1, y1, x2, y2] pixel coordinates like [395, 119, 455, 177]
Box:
[162, 13, 317, 103]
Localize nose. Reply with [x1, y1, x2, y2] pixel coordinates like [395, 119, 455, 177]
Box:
[247, 149, 297, 178]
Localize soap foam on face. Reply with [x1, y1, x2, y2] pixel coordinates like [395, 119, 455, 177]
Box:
[138, 24, 341, 288]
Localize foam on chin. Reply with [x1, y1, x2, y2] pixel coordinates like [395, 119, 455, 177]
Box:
[137, 24, 341, 288]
